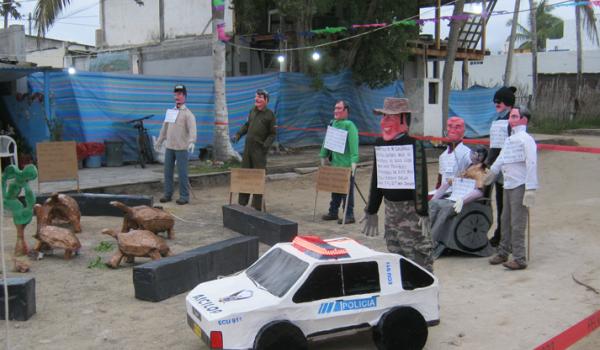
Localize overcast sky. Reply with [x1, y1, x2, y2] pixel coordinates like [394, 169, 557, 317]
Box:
[6, 0, 599, 52]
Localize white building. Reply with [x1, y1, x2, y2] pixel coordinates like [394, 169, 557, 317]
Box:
[70, 0, 234, 77]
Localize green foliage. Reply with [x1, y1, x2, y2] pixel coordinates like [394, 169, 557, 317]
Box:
[46, 117, 64, 141]
[507, 0, 564, 50]
[94, 241, 115, 252]
[87, 256, 107, 269]
[232, 0, 418, 88]
[1, 0, 22, 26]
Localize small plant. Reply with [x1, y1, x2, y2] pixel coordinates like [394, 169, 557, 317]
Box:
[87, 256, 107, 269]
[94, 241, 114, 252]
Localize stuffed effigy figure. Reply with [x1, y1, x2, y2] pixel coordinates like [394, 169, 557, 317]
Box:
[360, 97, 432, 272]
[2, 164, 38, 256]
[430, 146, 494, 258]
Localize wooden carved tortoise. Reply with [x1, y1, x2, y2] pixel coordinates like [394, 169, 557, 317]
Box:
[44, 192, 82, 233]
[101, 228, 172, 268]
[110, 201, 175, 239]
[33, 204, 81, 260]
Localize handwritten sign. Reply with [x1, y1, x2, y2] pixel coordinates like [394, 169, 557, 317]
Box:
[230, 168, 265, 194]
[316, 166, 351, 194]
[375, 145, 415, 189]
[164, 109, 179, 123]
[490, 120, 509, 148]
[448, 178, 477, 202]
[36, 141, 78, 182]
[501, 139, 525, 164]
[323, 126, 348, 154]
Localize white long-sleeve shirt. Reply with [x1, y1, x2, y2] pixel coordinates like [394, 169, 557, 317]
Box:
[490, 125, 538, 190]
[438, 142, 471, 193]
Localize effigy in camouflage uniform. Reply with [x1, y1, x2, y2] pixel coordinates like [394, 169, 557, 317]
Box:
[361, 97, 433, 273]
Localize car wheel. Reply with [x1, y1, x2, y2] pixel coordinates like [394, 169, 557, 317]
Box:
[372, 307, 428, 350]
[254, 321, 307, 350]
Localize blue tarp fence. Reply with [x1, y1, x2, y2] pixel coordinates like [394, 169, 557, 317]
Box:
[16, 70, 498, 162]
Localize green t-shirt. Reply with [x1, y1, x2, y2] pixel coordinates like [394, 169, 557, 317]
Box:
[319, 119, 359, 167]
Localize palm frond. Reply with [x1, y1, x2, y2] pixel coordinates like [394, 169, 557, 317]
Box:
[580, 5, 599, 45]
[34, 0, 72, 37]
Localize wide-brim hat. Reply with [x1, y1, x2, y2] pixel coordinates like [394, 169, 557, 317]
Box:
[373, 97, 412, 115]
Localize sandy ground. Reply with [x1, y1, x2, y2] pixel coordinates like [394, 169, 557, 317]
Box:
[1, 134, 599, 350]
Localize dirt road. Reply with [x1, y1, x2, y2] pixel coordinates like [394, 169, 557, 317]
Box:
[1, 135, 599, 350]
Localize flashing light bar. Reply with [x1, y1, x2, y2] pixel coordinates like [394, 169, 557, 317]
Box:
[292, 235, 349, 258]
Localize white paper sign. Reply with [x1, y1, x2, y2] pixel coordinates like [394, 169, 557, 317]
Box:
[323, 126, 348, 154]
[439, 155, 457, 177]
[165, 109, 179, 123]
[501, 139, 525, 164]
[448, 178, 477, 202]
[490, 120, 509, 148]
[375, 145, 415, 189]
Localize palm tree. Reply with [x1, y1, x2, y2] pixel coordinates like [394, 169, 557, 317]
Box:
[1, 0, 22, 29]
[442, 0, 465, 124]
[211, 1, 241, 161]
[505, 0, 563, 51]
[575, 2, 599, 105]
[504, 0, 521, 87]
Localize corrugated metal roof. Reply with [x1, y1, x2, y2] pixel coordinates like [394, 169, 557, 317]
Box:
[0, 63, 63, 82]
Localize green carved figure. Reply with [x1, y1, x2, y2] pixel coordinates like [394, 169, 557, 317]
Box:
[2, 164, 38, 256]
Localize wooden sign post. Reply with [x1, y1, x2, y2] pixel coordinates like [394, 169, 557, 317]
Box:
[314, 166, 352, 224]
[229, 168, 267, 211]
[36, 141, 79, 193]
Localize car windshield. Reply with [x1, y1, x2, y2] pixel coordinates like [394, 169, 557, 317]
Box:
[246, 248, 309, 297]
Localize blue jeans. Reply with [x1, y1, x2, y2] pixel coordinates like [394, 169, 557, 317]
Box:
[164, 148, 189, 201]
[329, 176, 355, 219]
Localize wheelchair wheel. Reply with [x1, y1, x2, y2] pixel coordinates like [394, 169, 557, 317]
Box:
[454, 210, 491, 252]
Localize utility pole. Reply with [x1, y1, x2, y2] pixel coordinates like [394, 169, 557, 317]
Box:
[28, 12, 31, 35]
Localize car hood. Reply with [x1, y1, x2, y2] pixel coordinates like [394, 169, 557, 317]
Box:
[186, 273, 281, 321]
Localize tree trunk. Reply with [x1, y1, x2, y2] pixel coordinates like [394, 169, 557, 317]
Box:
[462, 59, 469, 90]
[504, 0, 521, 87]
[529, 0, 538, 109]
[345, 0, 379, 69]
[212, 1, 241, 162]
[575, 5, 583, 109]
[442, 0, 465, 123]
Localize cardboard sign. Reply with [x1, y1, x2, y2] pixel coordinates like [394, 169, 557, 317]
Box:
[316, 166, 351, 194]
[36, 141, 78, 182]
[375, 145, 415, 189]
[490, 120, 509, 148]
[323, 126, 348, 154]
[164, 109, 179, 123]
[448, 178, 477, 202]
[502, 139, 525, 164]
[230, 168, 266, 194]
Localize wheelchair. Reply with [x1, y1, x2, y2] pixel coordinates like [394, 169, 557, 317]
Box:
[430, 185, 495, 259]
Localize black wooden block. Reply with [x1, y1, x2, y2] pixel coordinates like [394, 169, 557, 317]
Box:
[0, 277, 36, 321]
[133, 236, 259, 302]
[222, 204, 298, 245]
[35, 193, 153, 216]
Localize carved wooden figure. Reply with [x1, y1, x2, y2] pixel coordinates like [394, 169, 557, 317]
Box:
[110, 201, 175, 239]
[101, 229, 172, 268]
[44, 193, 82, 233]
[33, 204, 81, 260]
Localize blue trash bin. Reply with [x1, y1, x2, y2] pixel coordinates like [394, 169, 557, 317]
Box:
[85, 155, 102, 168]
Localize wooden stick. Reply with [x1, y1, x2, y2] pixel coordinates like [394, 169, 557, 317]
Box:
[313, 190, 318, 222]
[527, 210, 531, 261]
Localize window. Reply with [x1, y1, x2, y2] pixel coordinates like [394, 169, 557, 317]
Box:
[342, 262, 380, 296]
[428, 81, 439, 104]
[246, 248, 308, 297]
[399, 258, 434, 290]
[293, 262, 380, 303]
[293, 265, 342, 303]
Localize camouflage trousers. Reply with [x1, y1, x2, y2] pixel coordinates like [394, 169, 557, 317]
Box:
[384, 199, 434, 273]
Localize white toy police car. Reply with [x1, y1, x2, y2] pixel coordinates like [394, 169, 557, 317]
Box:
[186, 236, 439, 350]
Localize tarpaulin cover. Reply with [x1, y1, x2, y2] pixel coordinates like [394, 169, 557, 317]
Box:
[22, 71, 496, 162]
